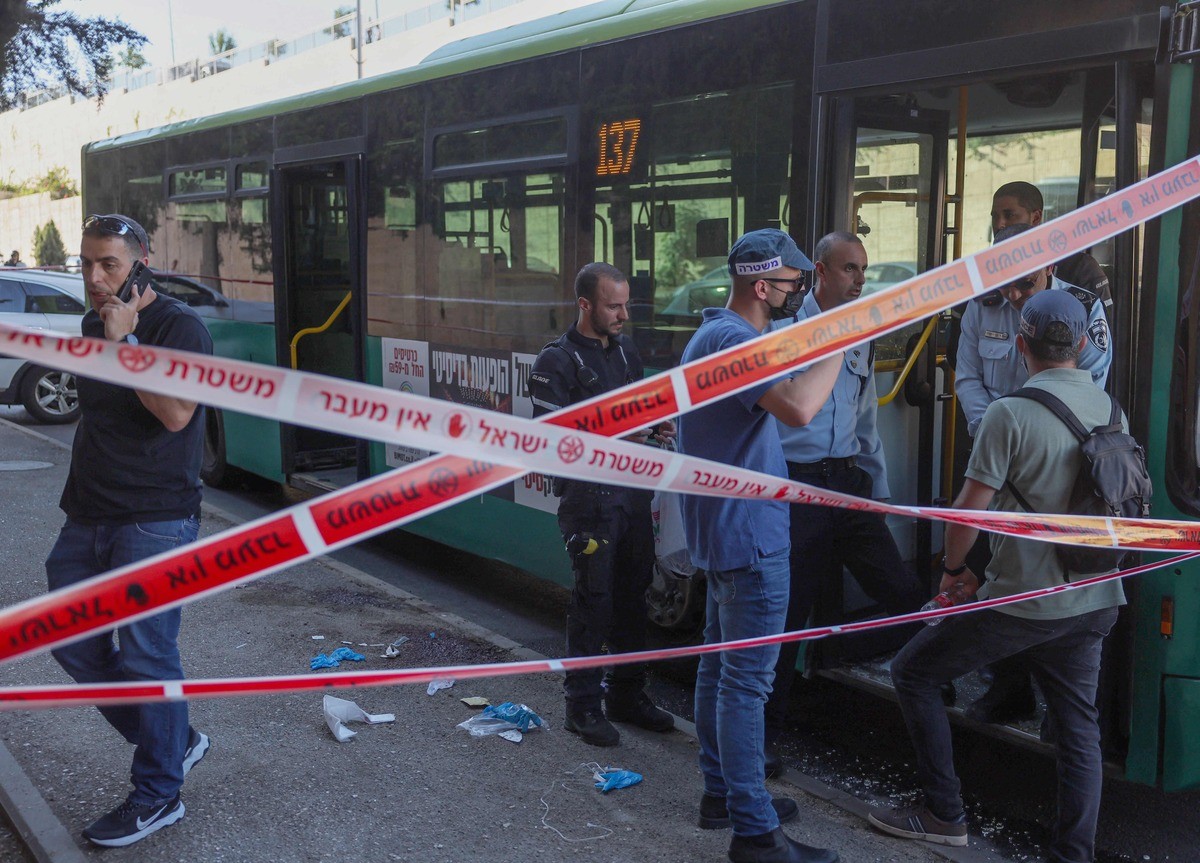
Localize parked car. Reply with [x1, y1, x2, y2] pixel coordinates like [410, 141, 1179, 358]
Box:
[0, 269, 87, 423]
[150, 271, 275, 323]
[862, 261, 917, 296]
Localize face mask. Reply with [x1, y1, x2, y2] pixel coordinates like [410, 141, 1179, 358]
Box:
[769, 289, 804, 321]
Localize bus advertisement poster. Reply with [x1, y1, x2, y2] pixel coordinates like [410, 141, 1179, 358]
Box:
[381, 337, 431, 468]
[510, 350, 557, 513]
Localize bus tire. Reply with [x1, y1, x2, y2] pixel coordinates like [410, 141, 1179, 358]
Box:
[201, 407, 240, 488]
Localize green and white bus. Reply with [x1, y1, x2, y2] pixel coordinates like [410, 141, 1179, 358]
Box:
[82, 0, 1200, 789]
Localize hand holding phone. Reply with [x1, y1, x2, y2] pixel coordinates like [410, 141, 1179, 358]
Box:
[118, 260, 151, 303]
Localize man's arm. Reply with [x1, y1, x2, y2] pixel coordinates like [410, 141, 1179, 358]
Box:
[953, 301, 989, 437]
[941, 477, 999, 596]
[1078, 302, 1112, 388]
[855, 351, 890, 499]
[756, 353, 842, 427]
[528, 347, 574, 419]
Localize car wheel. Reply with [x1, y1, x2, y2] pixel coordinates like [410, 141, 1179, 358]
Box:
[20, 366, 80, 424]
[201, 408, 236, 488]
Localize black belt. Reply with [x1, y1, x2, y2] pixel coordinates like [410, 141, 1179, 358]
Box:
[788, 456, 857, 476]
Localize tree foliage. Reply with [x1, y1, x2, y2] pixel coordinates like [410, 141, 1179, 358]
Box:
[117, 44, 147, 70]
[32, 220, 67, 267]
[0, 0, 146, 109]
[207, 27, 237, 57]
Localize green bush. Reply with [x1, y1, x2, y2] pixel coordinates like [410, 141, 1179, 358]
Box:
[0, 167, 79, 200]
[32, 220, 67, 267]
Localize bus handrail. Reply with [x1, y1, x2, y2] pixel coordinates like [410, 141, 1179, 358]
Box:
[289, 291, 353, 370]
[877, 315, 938, 407]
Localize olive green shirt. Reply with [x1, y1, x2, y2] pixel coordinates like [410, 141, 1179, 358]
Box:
[965, 367, 1127, 619]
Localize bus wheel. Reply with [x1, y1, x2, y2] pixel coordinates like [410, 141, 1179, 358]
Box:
[201, 408, 239, 488]
[646, 562, 705, 638]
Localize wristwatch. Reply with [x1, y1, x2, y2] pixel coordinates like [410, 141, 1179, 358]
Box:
[942, 558, 968, 577]
[119, 333, 138, 345]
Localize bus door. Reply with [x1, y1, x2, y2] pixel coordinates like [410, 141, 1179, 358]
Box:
[819, 98, 950, 658]
[271, 157, 366, 489]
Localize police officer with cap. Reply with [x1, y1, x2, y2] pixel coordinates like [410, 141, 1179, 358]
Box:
[528, 262, 675, 747]
[762, 232, 925, 774]
[954, 221, 1111, 724]
[681, 229, 840, 863]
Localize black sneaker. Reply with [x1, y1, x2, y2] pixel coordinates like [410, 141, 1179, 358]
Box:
[182, 728, 210, 776]
[867, 803, 968, 847]
[699, 793, 799, 830]
[83, 794, 185, 847]
[728, 826, 839, 863]
[564, 708, 619, 747]
[604, 690, 675, 732]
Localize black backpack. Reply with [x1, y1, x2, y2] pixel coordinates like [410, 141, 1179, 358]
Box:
[1002, 387, 1152, 575]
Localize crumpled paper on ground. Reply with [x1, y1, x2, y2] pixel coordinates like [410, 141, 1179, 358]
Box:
[322, 695, 395, 742]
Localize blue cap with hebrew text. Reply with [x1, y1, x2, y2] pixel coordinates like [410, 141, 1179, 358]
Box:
[727, 229, 814, 276]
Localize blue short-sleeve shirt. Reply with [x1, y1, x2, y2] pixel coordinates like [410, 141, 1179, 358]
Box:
[678, 308, 790, 571]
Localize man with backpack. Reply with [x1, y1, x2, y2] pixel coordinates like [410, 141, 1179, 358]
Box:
[867, 289, 1146, 863]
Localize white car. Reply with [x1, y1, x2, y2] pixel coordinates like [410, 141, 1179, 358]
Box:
[0, 269, 87, 423]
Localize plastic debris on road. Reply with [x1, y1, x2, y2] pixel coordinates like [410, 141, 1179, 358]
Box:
[426, 678, 455, 695]
[498, 729, 523, 744]
[310, 646, 366, 669]
[457, 702, 546, 737]
[593, 767, 642, 792]
[460, 696, 490, 707]
[322, 695, 395, 743]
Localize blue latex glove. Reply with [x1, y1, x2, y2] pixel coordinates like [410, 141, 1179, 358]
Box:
[330, 646, 365, 662]
[310, 647, 365, 669]
[481, 702, 543, 732]
[595, 770, 642, 792]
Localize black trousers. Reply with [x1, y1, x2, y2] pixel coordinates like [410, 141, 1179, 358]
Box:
[557, 483, 654, 709]
[765, 464, 925, 739]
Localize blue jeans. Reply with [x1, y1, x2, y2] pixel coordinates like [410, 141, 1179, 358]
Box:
[891, 606, 1118, 863]
[694, 547, 790, 836]
[46, 516, 200, 805]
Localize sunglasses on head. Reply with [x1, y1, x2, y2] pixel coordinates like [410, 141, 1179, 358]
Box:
[83, 214, 147, 255]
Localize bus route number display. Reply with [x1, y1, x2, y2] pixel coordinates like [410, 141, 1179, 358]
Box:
[596, 119, 642, 177]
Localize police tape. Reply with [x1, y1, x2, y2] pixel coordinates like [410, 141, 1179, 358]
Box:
[1, 157, 1199, 672]
[1, 551, 1193, 712]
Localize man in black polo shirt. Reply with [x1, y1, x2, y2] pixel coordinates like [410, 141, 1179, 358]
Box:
[46, 214, 213, 847]
[529, 262, 675, 747]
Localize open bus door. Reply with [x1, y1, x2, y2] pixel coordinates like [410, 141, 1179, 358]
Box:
[814, 98, 951, 662]
[271, 156, 367, 490]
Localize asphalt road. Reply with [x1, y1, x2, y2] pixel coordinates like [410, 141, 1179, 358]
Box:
[4, 410, 1198, 862]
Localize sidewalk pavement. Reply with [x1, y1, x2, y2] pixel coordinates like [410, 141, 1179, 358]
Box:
[0, 418, 967, 862]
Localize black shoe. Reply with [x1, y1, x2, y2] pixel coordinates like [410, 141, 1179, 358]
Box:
[604, 690, 675, 732]
[965, 679, 1036, 724]
[182, 727, 210, 776]
[764, 742, 784, 779]
[83, 794, 185, 847]
[564, 708, 620, 746]
[728, 827, 839, 863]
[699, 793, 798, 830]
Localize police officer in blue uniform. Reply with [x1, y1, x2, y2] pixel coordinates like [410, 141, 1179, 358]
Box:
[955, 222, 1112, 723]
[763, 232, 926, 772]
[528, 262, 675, 747]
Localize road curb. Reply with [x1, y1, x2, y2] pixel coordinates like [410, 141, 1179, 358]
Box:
[0, 737, 87, 863]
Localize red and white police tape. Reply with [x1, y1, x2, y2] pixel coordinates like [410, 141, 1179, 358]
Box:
[1, 156, 1199, 704]
[1, 552, 1194, 711]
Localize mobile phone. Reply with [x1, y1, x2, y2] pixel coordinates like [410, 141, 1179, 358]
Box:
[117, 260, 152, 303]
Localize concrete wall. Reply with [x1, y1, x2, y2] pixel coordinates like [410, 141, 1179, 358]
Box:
[0, 193, 82, 265]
